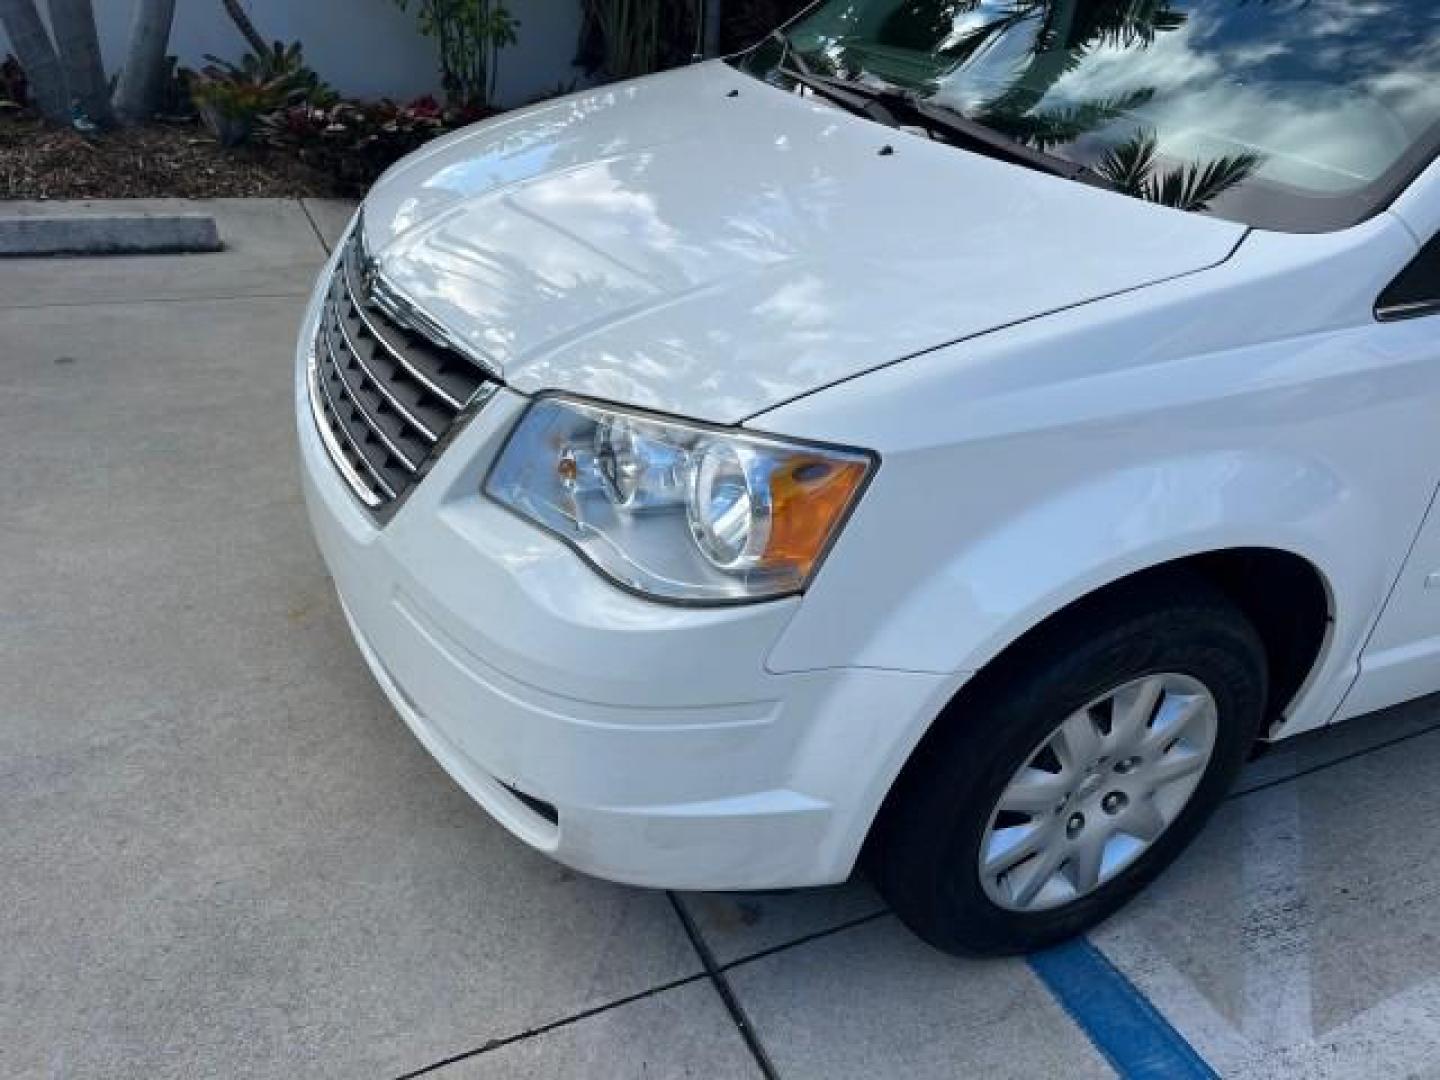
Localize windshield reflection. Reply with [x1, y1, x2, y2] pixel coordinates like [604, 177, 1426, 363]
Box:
[755, 0, 1440, 228]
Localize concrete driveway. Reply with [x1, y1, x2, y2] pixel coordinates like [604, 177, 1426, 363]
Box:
[5, 199, 1440, 1079]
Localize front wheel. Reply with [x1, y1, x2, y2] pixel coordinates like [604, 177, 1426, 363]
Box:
[873, 577, 1267, 956]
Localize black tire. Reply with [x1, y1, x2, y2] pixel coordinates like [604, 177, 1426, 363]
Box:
[871, 573, 1267, 957]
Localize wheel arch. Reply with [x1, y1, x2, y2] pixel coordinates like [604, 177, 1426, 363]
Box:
[859, 547, 1333, 867]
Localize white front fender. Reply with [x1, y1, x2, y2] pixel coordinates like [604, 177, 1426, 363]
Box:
[770, 449, 1372, 716]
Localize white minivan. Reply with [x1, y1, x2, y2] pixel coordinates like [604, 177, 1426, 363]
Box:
[297, 0, 1440, 954]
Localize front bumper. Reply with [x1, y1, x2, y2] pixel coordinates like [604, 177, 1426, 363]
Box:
[294, 276, 952, 890]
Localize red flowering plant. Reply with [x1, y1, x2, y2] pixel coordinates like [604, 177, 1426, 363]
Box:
[260, 96, 488, 193]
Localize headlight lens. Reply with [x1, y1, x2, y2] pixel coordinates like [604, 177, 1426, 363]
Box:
[485, 396, 875, 603]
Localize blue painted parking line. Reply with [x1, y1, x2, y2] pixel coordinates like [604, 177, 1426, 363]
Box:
[1029, 937, 1217, 1080]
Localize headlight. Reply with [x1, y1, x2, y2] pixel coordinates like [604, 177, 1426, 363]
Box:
[485, 396, 876, 604]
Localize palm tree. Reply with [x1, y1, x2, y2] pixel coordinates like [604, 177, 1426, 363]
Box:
[865, 1, 1186, 146]
[0, 0, 67, 121]
[976, 86, 1153, 151]
[939, 0, 1187, 63]
[1095, 129, 1262, 212]
[0, 0, 178, 125]
[49, 0, 113, 125]
[114, 0, 178, 122]
[915, 2, 1261, 212]
[965, 0, 1187, 119]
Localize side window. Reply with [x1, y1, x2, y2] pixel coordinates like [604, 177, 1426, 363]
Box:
[1378, 231, 1440, 321]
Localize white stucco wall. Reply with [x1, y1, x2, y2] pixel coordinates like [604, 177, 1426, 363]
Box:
[3, 0, 584, 107]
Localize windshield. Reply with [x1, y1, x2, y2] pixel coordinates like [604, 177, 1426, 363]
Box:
[737, 1, 1440, 231]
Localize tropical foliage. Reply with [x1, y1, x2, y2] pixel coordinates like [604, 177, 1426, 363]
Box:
[975, 88, 1155, 152]
[189, 41, 333, 145]
[194, 41, 334, 106]
[393, 0, 519, 108]
[1095, 130, 1261, 213]
[807, 0, 1263, 213]
[941, 0, 1261, 210]
[260, 96, 484, 191]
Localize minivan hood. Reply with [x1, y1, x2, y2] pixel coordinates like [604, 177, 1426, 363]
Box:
[363, 62, 1246, 423]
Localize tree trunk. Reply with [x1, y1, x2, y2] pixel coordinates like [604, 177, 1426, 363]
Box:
[49, 0, 113, 126]
[113, 0, 176, 122]
[703, 0, 722, 58]
[0, 0, 68, 122]
[219, 0, 267, 56]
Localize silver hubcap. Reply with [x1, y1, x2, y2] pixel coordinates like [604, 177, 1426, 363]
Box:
[979, 673, 1219, 913]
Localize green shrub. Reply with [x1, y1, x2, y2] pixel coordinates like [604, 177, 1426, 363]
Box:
[189, 41, 333, 145]
[394, 1, 519, 109]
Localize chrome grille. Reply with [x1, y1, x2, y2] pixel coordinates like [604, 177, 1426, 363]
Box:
[308, 228, 498, 513]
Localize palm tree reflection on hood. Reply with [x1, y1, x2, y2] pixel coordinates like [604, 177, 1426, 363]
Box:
[867, 0, 1265, 212]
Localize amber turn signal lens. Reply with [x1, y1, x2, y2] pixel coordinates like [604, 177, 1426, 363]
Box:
[762, 456, 870, 574]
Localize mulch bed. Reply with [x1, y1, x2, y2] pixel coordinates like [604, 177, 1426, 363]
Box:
[0, 115, 345, 200]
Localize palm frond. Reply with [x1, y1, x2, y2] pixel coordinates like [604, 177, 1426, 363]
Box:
[980, 87, 1154, 151]
[1075, 1, 1188, 50]
[1095, 130, 1159, 195]
[1147, 151, 1262, 212]
[1095, 128, 1262, 212]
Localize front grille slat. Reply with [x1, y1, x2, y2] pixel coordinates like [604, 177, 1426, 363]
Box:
[339, 248, 475, 411]
[308, 226, 500, 514]
[321, 328, 422, 473]
[333, 302, 458, 436]
[327, 312, 440, 444]
[313, 352, 399, 500]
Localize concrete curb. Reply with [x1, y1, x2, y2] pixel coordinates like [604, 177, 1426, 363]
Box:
[0, 213, 222, 257]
